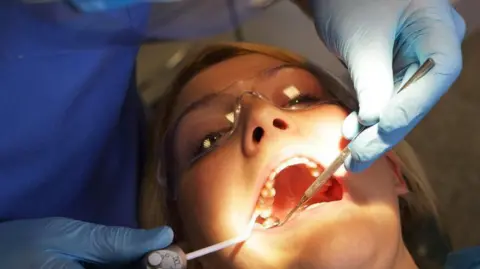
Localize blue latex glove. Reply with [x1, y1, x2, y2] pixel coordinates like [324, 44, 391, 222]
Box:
[0, 217, 173, 268]
[311, 0, 466, 172]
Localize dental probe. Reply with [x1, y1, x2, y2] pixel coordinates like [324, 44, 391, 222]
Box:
[279, 58, 436, 226]
[144, 213, 259, 269]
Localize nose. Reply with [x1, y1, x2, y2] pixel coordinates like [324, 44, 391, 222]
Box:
[239, 96, 292, 157]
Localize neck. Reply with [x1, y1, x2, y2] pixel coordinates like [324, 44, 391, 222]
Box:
[392, 244, 418, 269]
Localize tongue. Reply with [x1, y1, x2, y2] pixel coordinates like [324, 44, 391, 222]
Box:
[272, 164, 333, 220]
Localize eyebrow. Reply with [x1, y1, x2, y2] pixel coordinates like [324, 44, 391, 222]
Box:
[179, 64, 293, 116]
[182, 91, 220, 116]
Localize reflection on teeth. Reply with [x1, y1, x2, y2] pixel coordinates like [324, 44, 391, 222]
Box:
[257, 197, 266, 205]
[267, 188, 276, 197]
[260, 208, 272, 219]
[265, 180, 274, 189]
[257, 204, 268, 212]
[261, 188, 269, 197]
[262, 217, 280, 229]
[270, 157, 320, 178]
[258, 197, 274, 206]
[306, 161, 317, 168]
[261, 188, 276, 198]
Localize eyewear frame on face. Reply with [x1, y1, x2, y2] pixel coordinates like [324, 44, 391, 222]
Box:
[158, 62, 359, 200]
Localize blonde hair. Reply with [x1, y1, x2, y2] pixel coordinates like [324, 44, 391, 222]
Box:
[138, 42, 440, 245]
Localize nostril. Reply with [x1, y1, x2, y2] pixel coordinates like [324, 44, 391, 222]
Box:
[252, 127, 264, 143]
[273, 118, 288, 130]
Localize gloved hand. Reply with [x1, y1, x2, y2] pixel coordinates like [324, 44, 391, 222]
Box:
[0, 217, 173, 268]
[311, 0, 466, 172]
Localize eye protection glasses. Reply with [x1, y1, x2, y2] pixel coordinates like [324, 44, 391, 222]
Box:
[158, 63, 358, 200]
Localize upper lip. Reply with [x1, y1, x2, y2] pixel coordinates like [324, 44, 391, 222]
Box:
[250, 145, 331, 214]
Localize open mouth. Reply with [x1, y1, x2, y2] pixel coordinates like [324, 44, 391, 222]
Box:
[254, 156, 343, 229]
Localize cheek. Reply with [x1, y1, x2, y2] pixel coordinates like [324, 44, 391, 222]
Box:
[176, 155, 253, 248]
[300, 106, 347, 143]
[298, 106, 349, 175]
[178, 165, 231, 222]
[344, 157, 400, 205]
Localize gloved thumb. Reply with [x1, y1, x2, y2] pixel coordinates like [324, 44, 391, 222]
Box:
[50, 219, 174, 264]
[344, 35, 395, 126]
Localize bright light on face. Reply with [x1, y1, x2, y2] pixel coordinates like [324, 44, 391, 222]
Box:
[282, 85, 301, 99]
[242, 233, 286, 267]
[309, 117, 348, 177]
[174, 54, 412, 269]
[225, 112, 235, 123]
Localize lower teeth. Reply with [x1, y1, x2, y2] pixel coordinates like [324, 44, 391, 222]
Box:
[262, 217, 280, 229]
[260, 208, 272, 219]
[306, 203, 322, 210]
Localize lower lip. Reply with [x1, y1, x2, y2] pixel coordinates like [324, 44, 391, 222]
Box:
[253, 199, 346, 233]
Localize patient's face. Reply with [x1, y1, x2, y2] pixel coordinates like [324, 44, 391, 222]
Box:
[169, 54, 407, 269]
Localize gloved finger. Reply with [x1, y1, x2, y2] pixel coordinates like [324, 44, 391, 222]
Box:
[345, 153, 375, 173]
[345, 123, 403, 172]
[344, 123, 383, 172]
[379, 20, 463, 134]
[342, 111, 362, 140]
[451, 7, 467, 41]
[43, 257, 85, 269]
[82, 225, 173, 263]
[345, 30, 395, 126]
[398, 63, 420, 91]
[50, 219, 173, 264]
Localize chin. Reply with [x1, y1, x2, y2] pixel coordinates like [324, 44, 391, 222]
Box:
[226, 204, 402, 269]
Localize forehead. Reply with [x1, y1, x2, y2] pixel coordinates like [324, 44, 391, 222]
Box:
[172, 54, 287, 119]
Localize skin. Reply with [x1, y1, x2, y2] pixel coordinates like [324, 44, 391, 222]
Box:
[169, 54, 417, 269]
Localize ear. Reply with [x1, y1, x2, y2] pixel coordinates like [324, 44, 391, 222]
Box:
[385, 151, 409, 196]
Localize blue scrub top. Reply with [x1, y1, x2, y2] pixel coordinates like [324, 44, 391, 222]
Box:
[445, 246, 480, 269]
[0, 1, 262, 228]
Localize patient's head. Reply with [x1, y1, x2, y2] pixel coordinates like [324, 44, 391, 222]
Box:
[146, 43, 438, 269]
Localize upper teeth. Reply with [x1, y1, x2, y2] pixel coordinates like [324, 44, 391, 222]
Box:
[268, 157, 320, 181]
[261, 187, 276, 198]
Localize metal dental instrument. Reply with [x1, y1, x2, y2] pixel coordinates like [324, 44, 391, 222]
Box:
[144, 213, 259, 269]
[279, 58, 436, 226]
